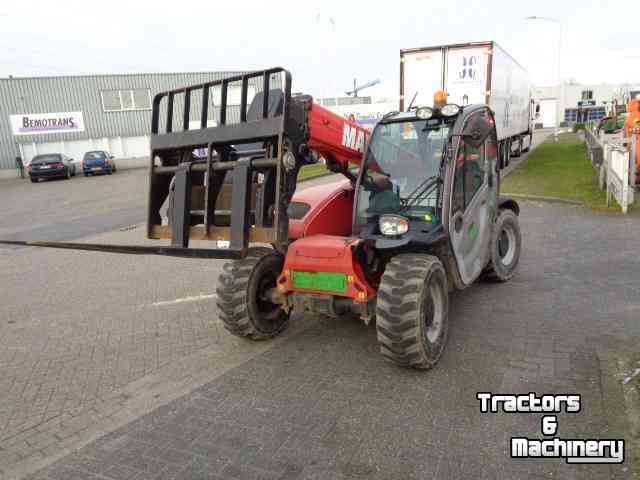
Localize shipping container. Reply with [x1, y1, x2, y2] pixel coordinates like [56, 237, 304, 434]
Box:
[400, 41, 533, 159]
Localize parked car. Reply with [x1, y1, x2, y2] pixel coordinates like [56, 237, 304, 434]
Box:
[27, 153, 76, 183]
[82, 151, 116, 176]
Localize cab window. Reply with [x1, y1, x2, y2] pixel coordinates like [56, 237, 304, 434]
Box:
[452, 111, 492, 212]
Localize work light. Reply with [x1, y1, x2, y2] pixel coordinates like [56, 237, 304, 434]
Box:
[416, 107, 433, 120]
[379, 215, 409, 236]
[440, 104, 461, 116]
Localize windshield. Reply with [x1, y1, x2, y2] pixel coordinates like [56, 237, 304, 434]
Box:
[356, 118, 450, 223]
[31, 154, 61, 164]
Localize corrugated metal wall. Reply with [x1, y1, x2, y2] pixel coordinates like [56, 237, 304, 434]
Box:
[0, 71, 283, 169]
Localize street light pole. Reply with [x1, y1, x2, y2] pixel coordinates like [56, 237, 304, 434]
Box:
[525, 15, 562, 140]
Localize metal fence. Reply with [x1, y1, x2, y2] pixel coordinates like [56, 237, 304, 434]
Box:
[585, 126, 636, 213]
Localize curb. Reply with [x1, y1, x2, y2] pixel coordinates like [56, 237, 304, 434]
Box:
[501, 193, 583, 205]
[502, 154, 528, 178]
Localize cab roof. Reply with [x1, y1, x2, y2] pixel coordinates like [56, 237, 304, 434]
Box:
[377, 104, 487, 125]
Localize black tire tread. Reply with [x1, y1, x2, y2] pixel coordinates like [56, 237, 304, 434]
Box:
[376, 254, 448, 370]
[483, 209, 521, 282]
[216, 247, 287, 340]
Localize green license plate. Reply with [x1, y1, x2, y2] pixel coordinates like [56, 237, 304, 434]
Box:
[292, 271, 347, 293]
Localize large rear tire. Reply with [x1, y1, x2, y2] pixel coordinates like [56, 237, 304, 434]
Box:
[216, 247, 289, 340]
[376, 254, 449, 370]
[482, 209, 521, 282]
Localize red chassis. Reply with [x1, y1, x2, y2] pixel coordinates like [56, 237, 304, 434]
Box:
[276, 104, 376, 310]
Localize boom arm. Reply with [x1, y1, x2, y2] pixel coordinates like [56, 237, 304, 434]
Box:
[303, 100, 369, 172]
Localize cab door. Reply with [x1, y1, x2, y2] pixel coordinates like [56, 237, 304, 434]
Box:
[448, 109, 498, 285]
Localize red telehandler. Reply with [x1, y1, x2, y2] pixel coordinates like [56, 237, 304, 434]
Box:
[1, 68, 521, 369]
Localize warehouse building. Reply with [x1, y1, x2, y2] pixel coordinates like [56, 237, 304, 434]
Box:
[0, 71, 275, 171]
[532, 81, 640, 128]
[319, 96, 398, 130]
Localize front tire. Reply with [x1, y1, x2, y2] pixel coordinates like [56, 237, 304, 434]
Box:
[483, 209, 521, 282]
[376, 254, 449, 369]
[216, 247, 289, 340]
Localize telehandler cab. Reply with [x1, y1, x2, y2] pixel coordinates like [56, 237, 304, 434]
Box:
[1, 68, 521, 369]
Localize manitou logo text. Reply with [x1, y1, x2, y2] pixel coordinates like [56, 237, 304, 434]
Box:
[342, 124, 366, 153]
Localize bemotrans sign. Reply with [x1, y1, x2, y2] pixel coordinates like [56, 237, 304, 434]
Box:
[9, 112, 85, 136]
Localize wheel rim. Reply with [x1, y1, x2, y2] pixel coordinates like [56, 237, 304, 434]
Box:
[425, 280, 444, 343]
[254, 270, 282, 322]
[498, 224, 516, 265]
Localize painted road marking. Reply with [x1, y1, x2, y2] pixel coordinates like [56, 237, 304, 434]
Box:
[150, 293, 217, 307]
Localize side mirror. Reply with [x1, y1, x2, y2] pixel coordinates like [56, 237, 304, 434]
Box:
[461, 113, 493, 148]
[110, 155, 115, 159]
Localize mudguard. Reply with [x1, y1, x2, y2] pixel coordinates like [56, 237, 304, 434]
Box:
[497, 196, 520, 215]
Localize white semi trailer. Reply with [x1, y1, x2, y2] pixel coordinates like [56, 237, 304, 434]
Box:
[400, 41, 533, 167]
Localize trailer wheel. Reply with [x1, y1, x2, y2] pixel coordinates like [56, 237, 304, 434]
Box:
[482, 209, 521, 282]
[216, 247, 289, 340]
[375, 254, 449, 370]
[500, 140, 511, 169]
[511, 137, 522, 158]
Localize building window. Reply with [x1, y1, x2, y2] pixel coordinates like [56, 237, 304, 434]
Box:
[121, 90, 134, 110]
[581, 90, 593, 101]
[564, 109, 578, 122]
[101, 89, 152, 112]
[101, 90, 121, 111]
[132, 89, 151, 109]
[337, 96, 372, 106]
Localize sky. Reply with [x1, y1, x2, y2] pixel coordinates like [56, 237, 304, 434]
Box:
[1, 0, 638, 100]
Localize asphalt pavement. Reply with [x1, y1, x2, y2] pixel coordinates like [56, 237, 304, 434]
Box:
[0, 169, 149, 244]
